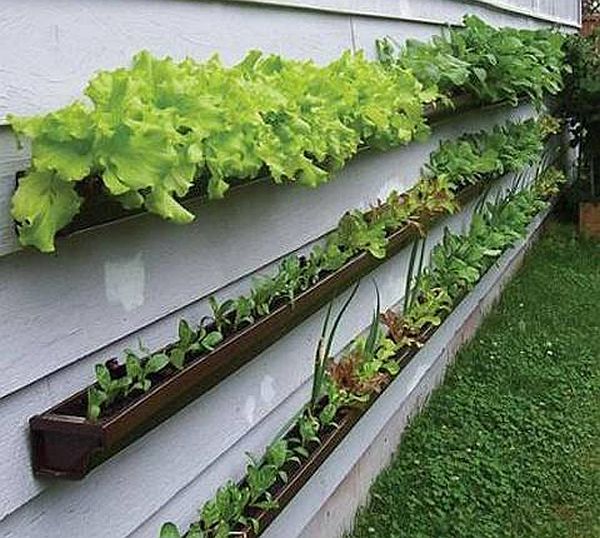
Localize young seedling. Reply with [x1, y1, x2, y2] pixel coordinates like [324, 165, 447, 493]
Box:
[250, 276, 278, 317]
[168, 320, 223, 370]
[87, 363, 132, 421]
[309, 281, 360, 413]
[199, 481, 251, 537]
[125, 350, 170, 395]
[159, 523, 204, 538]
[232, 296, 254, 330]
[208, 297, 236, 334]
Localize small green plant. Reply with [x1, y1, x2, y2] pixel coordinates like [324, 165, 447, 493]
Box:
[245, 459, 279, 509]
[199, 481, 251, 536]
[169, 320, 223, 370]
[309, 281, 360, 413]
[336, 211, 388, 259]
[208, 297, 236, 334]
[125, 350, 170, 394]
[380, 15, 566, 106]
[87, 364, 132, 421]
[159, 523, 184, 538]
[232, 296, 255, 330]
[297, 411, 321, 449]
[275, 256, 310, 305]
[250, 276, 279, 317]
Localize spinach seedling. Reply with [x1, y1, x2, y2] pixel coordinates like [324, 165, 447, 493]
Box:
[169, 319, 223, 370]
[125, 350, 170, 395]
[245, 457, 279, 508]
[208, 296, 236, 334]
[250, 276, 278, 317]
[200, 481, 251, 536]
[232, 296, 254, 330]
[87, 363, 132, 421]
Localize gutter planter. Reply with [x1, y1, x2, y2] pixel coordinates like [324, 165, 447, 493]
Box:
[184, 197, 558, 538]
[28, 94, 517, 242]
[230, 332, 435, 538]
[30, 181, 487, 480]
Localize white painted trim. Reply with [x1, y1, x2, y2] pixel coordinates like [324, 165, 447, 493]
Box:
[466, 0, 580, 27]
[227, 0, 581, 28]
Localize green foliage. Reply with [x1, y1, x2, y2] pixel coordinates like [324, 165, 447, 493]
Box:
[10, 49, 427, 252]
[199, 480, 250, 536]
[157, 164, 567, 538]
[169, 321, 223, 370]
[562, 31, 600, 117]
[336, 211, 388, 259]
[310, 282, 360, 413]
[10, 170, 82, 253]
[87, 117, 550, 421]
[159, 522, 183, 538]
[426, 119, 545, 186]
[275, 256, 310, 305]
[561, 31, 600, 199]
[159, 437, 300, 538]
[10, 15, 566, 253]
[348, 223, 600, 538]
[297, 411, 321, 448]
[125, 350, 170, 394]
[379, 15, 566, 105]
[87, 363, 132, 421]
[87, 320, 222, 419]
[377, 33, 470, 101]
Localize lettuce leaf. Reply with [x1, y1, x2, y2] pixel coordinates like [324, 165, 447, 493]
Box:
[11, 170, 82, 252]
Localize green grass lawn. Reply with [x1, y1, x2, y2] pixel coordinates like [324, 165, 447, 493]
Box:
[348, 222, 600, 538]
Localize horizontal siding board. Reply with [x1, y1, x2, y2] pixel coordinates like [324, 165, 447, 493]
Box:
[0, 0, 353, 122]
[228, 0, 579, 26]
[0, 103, 534, 402]
[0, 0, 577, 126]
[0, 172, 518, 537]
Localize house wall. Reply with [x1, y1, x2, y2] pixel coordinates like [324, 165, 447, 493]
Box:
[0, 1, 580, 537]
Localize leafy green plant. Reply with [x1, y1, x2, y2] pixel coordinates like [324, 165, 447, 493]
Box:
[297, 411, 321, 449]
[87, 364, 132, 421]
[263, 439, 298, 482]
[232, 296, 255, 330]
[245, 459, 279, 508]
[10, 48, 428, 252]
[10, 15, 566, 253]
[199, 480, 251, 537]
[250, 276, 279, 317]
[377, 33, 470, 100]
[379, 15, 566, 106]
[208, 297, 236, 335]
[561, 31, 600, 201]
[169, 320, 223, 370]
[336, 211, 388, 259]
[275, 256, 310, 305]
[157, 168, 566, 538]
[426, 119, 544, 187]
[125, 350, 170, 394]
[310, 281, 360, 413]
